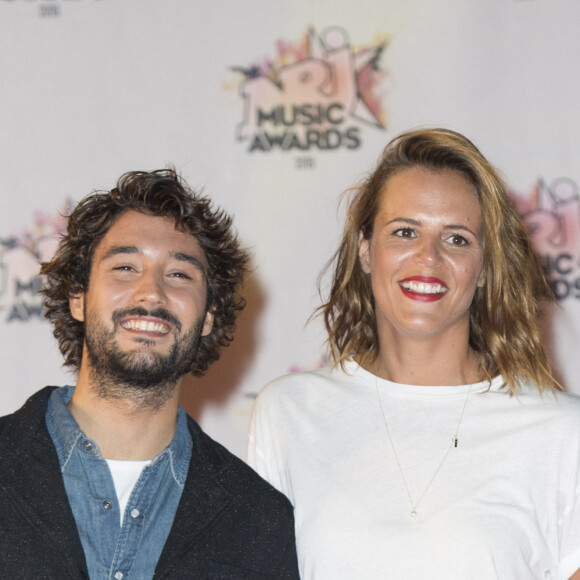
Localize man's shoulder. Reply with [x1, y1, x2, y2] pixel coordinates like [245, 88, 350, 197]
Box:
[159, 418, 299, 578]
[184, 414, 293, 509]
[0, 386, 59, 439]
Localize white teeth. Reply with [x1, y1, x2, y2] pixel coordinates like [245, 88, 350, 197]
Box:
[400, 281, 448, 294]
[121, 320, 170, 334]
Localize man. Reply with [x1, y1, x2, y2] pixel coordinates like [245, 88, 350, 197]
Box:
[0, 169, 299, 579]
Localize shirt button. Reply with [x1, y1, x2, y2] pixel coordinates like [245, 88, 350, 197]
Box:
[130, 509, 140, 519]
[102, 500, 113, 510]
[83, 441, 93, 451]
[114, 572, 123, 580]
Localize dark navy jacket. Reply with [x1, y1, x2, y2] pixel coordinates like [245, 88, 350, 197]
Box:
[0, 387, 300, 579]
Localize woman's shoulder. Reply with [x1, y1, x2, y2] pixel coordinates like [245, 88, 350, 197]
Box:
[256, 360, 362, 405]
[509, 381, 580, 428]
[517, 380, 580, 404]
[550, 389, 580, 417]
[260, 365, 341, 394]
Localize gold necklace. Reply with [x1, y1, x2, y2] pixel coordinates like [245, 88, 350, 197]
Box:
[375, 377, 471, 518]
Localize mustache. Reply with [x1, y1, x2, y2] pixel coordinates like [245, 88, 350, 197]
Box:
[112, 307, 182, 332]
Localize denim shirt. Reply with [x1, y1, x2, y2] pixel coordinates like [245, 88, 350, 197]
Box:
[45, 386, 192, 580]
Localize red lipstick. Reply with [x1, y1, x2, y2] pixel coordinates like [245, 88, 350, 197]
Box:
[398, 276, 449, 302]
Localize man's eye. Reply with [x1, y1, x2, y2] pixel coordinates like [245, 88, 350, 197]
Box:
[169, 272, 192, 280]
[113, 265, 135, 272]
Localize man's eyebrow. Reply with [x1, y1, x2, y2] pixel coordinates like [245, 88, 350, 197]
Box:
[173, 252, 207, 273]
[101, 246, 140, 260]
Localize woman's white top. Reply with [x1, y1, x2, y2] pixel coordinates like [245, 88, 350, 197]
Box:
[248, 360, 580, 580]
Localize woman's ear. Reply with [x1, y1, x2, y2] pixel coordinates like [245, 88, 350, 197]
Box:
[477, 264, 486, 288]
[69, 293, 85, 322]
[359, 231, 371, 274]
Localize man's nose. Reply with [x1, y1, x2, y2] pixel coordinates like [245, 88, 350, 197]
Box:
[133, 270, 167, 305]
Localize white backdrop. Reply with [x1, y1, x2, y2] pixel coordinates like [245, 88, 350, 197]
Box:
[2, 0, 580, 458]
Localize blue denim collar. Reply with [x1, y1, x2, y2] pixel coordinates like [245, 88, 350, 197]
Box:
[45, 385, 191, 485]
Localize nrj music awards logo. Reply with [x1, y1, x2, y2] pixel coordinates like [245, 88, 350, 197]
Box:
[511, 178, 580, 301]
[233, 27, 389, 155]
[0, 204, 70, 322]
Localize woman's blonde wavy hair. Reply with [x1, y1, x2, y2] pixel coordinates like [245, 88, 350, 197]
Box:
[318, 128, 556, 394]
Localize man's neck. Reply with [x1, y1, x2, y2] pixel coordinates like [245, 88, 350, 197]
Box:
[68, 369, 182, 461]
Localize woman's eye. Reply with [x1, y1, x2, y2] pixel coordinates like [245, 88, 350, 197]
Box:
[447, 234, 469, 246]
[113, 265, 135, 272]
[393, 227, 415, 239]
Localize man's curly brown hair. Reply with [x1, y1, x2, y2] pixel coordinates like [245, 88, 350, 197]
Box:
[41, 168, 249, 376]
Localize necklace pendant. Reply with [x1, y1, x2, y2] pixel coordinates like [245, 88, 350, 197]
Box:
[376, 379, 472, 525]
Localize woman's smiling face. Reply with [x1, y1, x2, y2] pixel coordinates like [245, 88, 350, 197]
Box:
[359, 166, 484, 344]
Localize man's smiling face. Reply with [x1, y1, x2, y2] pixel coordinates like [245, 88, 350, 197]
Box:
[70, 210, 214, 396]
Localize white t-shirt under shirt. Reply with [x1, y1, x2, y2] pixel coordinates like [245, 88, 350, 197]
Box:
[248, 360, 580, 580]
[106, 459, 150, 525]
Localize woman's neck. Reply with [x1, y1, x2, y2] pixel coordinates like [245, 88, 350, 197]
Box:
[365, 334, 482, 386]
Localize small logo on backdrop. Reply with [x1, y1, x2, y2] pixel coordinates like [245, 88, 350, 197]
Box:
[231, 27, 389, 159]
[0, 0, 103, 19]
[510, 178, 580, 301]
[0, 204, 70, 322]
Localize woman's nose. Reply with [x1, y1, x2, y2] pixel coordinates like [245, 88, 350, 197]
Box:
[416, 236, 442, 266]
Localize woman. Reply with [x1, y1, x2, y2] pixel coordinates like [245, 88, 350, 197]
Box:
[248, 128, 580, 579]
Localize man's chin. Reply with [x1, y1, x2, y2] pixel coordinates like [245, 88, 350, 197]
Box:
[85, 319, 203, 393]
[98, 350, 177, 384]
[121, 339, 171, 354]
[118, 344, 176, 364]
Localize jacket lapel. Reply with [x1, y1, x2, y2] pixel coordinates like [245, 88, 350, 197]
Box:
[155, 415, 234, 573]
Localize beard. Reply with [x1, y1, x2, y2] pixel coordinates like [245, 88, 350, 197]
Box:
[84, 306, 206, 410]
